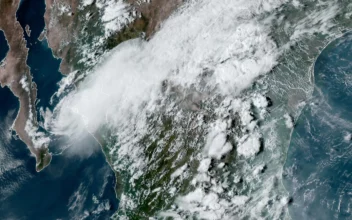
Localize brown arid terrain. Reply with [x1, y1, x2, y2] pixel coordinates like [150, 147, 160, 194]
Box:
[43, 0, 81, 75]
[44, 0, 184, 74]
[0, 0, 51, 171]
[128, 0, 184, 38]
[25, 24, 31, 37]
[0, 0, 183, 172]
[105, 0, 184, 49]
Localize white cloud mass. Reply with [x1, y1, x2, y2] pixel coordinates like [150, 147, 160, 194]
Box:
[52, 0, 280, 136]
[47, 0, 345, 218]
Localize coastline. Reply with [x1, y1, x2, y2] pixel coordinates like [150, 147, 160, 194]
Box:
[90, 129, 122, 199]
[0, 0, 183, 173]
[39, 0, 183, 188]
[280, 29, 352, 218]
[43, 0, 79, 75]
[0, 0, 51, 172]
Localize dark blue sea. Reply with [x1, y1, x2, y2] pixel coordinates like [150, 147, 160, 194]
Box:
[17, 0, 63, 110]
[0, 30, 9, 62]
[0, 0, 118, 219]
[284, 33, 352, 219]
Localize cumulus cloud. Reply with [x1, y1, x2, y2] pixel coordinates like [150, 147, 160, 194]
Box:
[47, 0, 344, 218]
[52, 0, 280, 138]
[95, 0, 135, 37]
[47, 0, 285, 218]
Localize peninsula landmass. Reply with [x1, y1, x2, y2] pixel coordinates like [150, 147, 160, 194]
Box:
[0, 0, 51, 172]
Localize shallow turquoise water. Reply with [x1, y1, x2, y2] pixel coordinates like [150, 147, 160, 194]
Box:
[284, 32, 352, 220]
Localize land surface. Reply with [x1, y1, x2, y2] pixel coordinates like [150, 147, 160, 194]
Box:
[41, 0, 184, 214]
[25, 24, 31, 37]
[44, 0, 79, 74]
[105, 0, 184, 49]
[0, 0, 51, 171]
[128, 0, 184, 38]
[44, 0, 184, 73]
[0, 0, 183, 173]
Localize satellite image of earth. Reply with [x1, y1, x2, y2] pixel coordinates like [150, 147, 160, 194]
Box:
[0, 0, 352, 219]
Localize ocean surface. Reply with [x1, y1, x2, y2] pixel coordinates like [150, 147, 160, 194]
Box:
[0, 0, 118, 219]
[0, 30, 9, 62]
[284, 32, 352, 219]
[17, 0, 63, 110]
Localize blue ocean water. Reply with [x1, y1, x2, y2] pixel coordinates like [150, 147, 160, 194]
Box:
[0, 0, 118, 219]
[17, 0, 62, 111]
[0, 30, 9, 62]
[284, 33, 352, 219]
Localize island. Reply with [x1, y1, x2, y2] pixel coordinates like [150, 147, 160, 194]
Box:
[0, 0, 51, 172]
[25, 24, 31, 37]
[0, 0, 182, 173]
